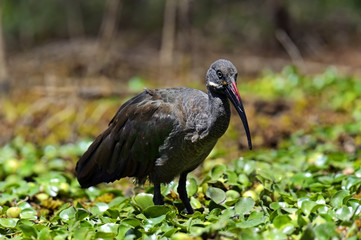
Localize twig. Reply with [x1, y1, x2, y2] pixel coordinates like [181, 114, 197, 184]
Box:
[275, 29, 305, 70]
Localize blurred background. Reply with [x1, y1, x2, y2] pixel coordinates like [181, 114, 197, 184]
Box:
[0, 0, 360, 157]
[1, 2, 361, 237]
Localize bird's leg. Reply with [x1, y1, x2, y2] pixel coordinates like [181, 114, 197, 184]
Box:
[153, 182, 164, 205]
[178, 172, 194, 214]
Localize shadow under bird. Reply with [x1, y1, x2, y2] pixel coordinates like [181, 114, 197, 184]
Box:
[76, 59, 252, 214]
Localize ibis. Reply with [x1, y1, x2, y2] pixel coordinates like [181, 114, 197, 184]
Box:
[76, 59, 252, 214]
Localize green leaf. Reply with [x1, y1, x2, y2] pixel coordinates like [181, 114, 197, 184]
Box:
[89, 202, 109, 216]
[348, 199, 361, 214]
[163, 228, 177, 238]
[0, 193, 17, 205]
[117, 224, 132, 239]
[226, 190, 241, 202]
[298, 199, 317, 216]
[190, 196, 202, 209]
[239, 228, 262, 240]
[300, 225, 316, 240]
[309, 183, 326, 192]
[330, 190, 349, 208]
[236, 211, 265, 228]
[235, 197, 255, 216]
[0, 218, 18, 228]
[270, 202, 288, 210]
[19, 208, 37, 220]
[85, 187, 101, 201]
[240, 160, 257, 175]
[225, 170, 238, 184]
[161, 181, 177, 196]
[273, 215, 292, 229]
[133, 193, 154, 211]
[206, 187, 226, 204]
[237, 217, 264, 228]
[18, 201, 32, 210]
[314, 223, 337, 239]
[263, 228, 287, 240]
[105, 208, 119, 219]
[143, 205, 172, 218]
[73, 226, 95, 240]
[59, 207, 76, 222]
[257, 169, 275, 182]
[19, 222, 38, 238]
[108, 196, 127, 209]
[298, 214, 309, 227]
[143, 215, 167, 232]
[122, 218, 141, 228]
[51, 203, 70, 220]
[238, 174, 251, 186]
[171, 232, 193, 240]
[186, 178, 198, 197]
[334, 206, 352, 221]
[210, 165, 226, 180]
[38, 227, 51, 240]
[75, 208, 90, 221]
[96, 223, 119, 238]
[290, 172, 314, 186]
[310, 204, 326, 214]
[208, 200, 226, 211]
[344, 177, 361, 190]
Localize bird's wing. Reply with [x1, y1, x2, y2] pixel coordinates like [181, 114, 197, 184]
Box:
[76, 90, 177, 187]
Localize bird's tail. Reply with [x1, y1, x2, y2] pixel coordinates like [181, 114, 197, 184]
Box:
[75, 128, 119, 188]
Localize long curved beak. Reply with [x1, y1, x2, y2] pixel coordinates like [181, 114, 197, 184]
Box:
[225, 79, 252, 150]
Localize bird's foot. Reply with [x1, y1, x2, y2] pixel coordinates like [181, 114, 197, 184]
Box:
[184, 206, 194, 215]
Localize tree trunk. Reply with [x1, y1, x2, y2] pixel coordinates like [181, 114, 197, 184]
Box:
[160, 0, 177, 67]
[271, 0, 304, 68]
[178, 0, 191, 53]
[0, 0, 9, 96]
[65, 0, 85, 40]
[99, 0, 121, 48]
[177, 0, 192, 82]
[87, 0, 121, 76]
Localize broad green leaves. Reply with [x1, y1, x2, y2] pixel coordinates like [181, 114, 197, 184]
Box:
[1, 68, 361, 238]
[235, 197, 255, 216]
[206, 187, 226, 204]
[1, 132, 361, 239]
[0, 218, 18, 228]
[133, 193, 154, 210]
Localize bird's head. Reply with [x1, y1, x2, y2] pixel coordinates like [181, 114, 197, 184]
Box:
[206, 59, 238, 92]
[206, 59, 252, 150]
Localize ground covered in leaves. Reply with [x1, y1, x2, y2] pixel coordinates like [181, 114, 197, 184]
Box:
[0, 67, 361, 239]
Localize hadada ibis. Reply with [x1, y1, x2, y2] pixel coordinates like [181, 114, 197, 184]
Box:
[76, 59, 252, 214]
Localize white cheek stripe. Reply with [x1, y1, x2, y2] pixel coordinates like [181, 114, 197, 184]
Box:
[208, 81, 219, 87]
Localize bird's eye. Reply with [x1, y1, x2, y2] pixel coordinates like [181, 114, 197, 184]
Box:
[216, 70, 223, 79]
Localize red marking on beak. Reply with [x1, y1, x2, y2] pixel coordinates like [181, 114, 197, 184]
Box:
[230, 80, 241, 103]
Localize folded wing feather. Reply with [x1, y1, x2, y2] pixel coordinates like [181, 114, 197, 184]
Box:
[76, 90, 177, 187]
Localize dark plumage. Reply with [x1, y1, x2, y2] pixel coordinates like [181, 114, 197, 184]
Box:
[76, 59, 252, 214]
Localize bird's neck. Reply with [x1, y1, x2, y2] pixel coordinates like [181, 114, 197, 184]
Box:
[206, 90, 231, 138]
